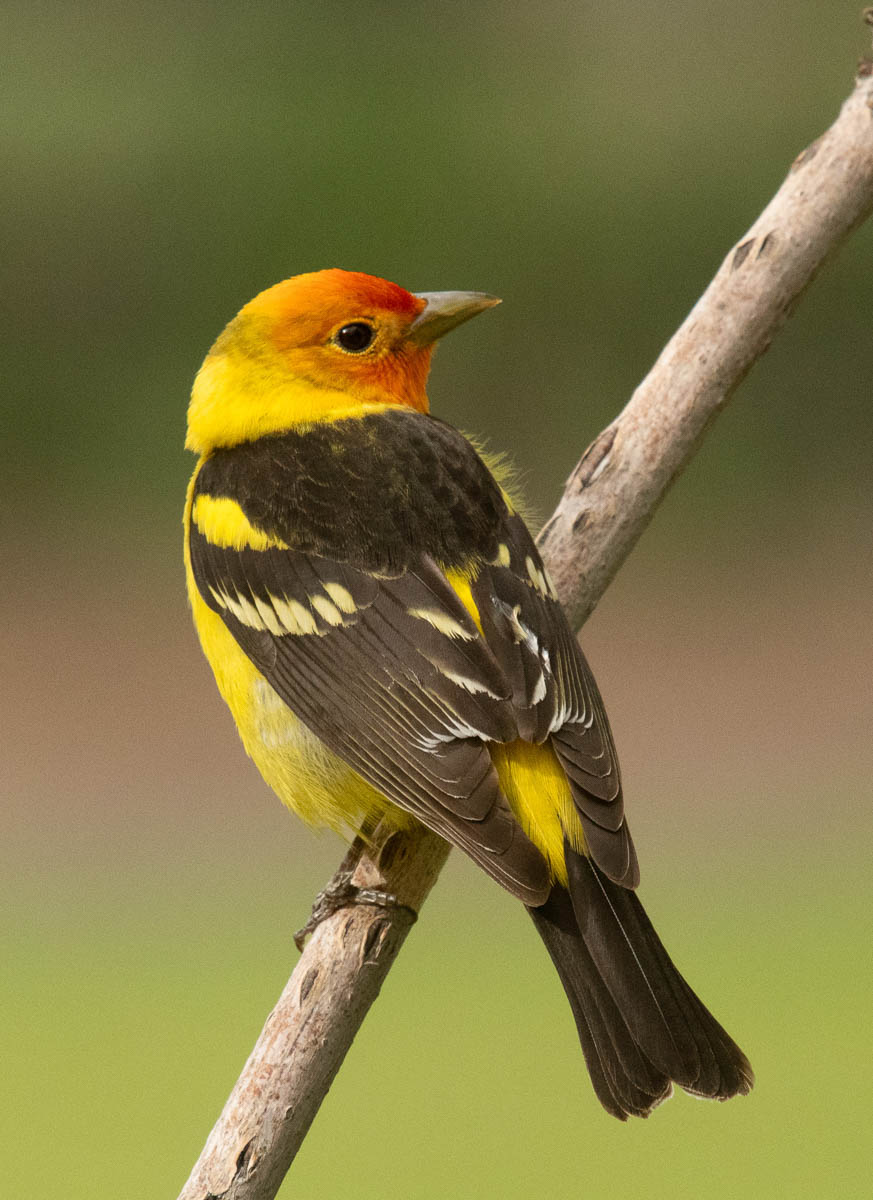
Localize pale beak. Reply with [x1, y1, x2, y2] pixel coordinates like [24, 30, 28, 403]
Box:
[408, 290, 501, 346]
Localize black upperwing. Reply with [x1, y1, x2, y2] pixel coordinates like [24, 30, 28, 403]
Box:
[190, 410, 551, 904]
[190, 530, 550, 903]
[190, 407, 635, 897]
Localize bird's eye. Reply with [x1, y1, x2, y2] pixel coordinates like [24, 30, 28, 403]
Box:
[334, 322, 375, 353]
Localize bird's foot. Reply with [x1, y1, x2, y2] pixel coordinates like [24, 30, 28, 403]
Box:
[293, 869, 412, 950]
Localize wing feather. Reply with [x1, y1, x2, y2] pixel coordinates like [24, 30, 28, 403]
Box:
[190, 411, 637, 892]
[190, 522, 550, 903]
[470, 514, 638, 887]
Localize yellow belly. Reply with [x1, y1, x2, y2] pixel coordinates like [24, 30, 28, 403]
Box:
[184, 476, 398, 836]
[187, 577, 400, 834]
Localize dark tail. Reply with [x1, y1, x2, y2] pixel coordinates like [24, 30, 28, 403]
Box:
[528, 844, 754, 1119]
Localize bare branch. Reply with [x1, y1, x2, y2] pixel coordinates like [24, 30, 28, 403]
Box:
[179, 66, 873, 1200]
[541, 67, 873, 629]
[179, 827, 449, 1200]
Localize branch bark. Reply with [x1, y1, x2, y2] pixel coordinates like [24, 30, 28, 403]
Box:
[179, 65, 873, 1200]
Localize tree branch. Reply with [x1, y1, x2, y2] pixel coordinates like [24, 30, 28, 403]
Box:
[179, 64, 873, 1200]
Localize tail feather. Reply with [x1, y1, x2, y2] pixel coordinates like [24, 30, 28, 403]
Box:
[529, 886, 672, 1118]
[528, 844, 753, 1119]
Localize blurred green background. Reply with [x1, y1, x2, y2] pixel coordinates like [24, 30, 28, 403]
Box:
[3, 2, 872, 1196]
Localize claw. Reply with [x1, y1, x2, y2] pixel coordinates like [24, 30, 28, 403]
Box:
[293, 870, 414, 950]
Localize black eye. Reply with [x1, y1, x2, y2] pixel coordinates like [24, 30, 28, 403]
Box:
[334, 322, 375, 353]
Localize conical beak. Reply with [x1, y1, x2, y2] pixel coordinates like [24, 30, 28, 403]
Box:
[408, 290, 501, 346]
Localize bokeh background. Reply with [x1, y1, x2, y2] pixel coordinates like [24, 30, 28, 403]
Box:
[4, 3, 872, 1196]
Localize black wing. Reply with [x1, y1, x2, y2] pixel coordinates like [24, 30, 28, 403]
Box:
[189, 523, 551, 904]
[471, 512, 639, 887]
[190, 408, 635, 893]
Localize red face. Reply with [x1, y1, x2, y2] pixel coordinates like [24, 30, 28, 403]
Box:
[241, 269, 435, 411]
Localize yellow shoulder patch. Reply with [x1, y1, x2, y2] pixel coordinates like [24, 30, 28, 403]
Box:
[192, 494, 288, 552]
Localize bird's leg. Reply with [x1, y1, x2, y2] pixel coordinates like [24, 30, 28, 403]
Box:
[293, 831, 416, 950]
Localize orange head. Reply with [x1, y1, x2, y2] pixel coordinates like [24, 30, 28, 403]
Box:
[186, 269, 500, 453]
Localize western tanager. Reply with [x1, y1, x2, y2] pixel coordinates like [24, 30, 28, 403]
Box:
[184, 269, 753, 1118]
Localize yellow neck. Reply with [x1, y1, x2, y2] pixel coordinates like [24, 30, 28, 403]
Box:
[185, 351, 406, 454]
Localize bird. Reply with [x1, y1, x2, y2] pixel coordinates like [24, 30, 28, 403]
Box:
[183, 268, 753, 1119]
